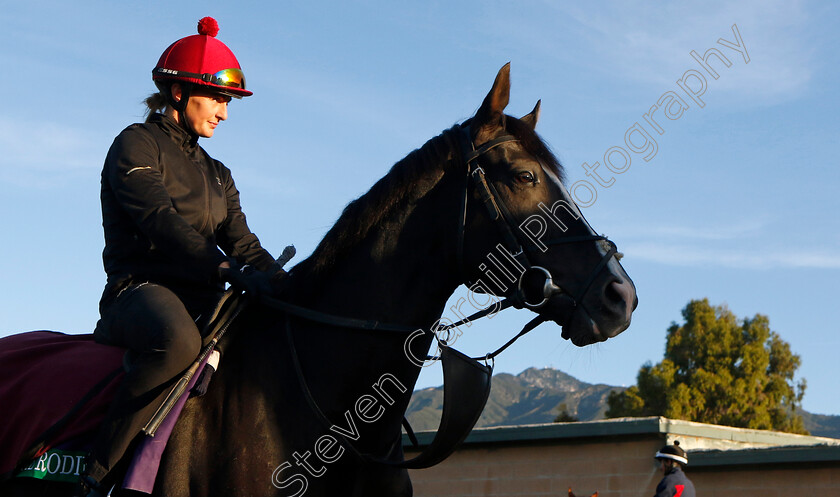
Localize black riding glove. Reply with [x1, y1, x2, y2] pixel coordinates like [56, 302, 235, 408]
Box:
[219, 261, 273, 299]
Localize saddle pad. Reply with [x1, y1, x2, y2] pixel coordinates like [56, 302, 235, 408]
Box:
[0, 331, 125, 480]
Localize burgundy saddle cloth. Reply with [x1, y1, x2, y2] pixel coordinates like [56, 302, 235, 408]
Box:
[0, 331, 125, 480]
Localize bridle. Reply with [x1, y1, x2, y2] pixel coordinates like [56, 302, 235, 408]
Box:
[454, 124, 619, 315]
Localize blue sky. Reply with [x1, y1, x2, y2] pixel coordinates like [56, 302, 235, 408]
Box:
[2, 1, 839, 416]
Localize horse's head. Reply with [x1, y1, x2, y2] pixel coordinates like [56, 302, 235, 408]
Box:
[459, 64, 637, 346]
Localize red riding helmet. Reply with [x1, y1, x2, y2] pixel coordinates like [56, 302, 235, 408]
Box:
[153, 17, 252, 98]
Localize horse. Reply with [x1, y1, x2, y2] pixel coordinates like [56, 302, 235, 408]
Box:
[0, 64, 636, 497]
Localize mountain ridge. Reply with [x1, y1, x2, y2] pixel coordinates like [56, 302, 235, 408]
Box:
[405, 367, 840, 438]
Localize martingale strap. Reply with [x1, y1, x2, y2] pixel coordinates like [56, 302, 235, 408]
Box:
[283, 314, 492, 469]
[398, 346, 491, 469]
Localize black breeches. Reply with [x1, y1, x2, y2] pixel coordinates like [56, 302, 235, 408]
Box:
[88, 282, 217, 479]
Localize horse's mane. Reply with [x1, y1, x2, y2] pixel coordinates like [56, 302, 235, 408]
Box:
[286, 128, 459, 286]
[287, 116, 564, 291]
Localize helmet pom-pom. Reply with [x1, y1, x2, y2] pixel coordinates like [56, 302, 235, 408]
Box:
[197, 17, 220, 37]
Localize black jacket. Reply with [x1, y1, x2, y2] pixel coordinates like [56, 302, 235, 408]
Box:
[100, 113, 274, 304]
[654, 466, 695, 497]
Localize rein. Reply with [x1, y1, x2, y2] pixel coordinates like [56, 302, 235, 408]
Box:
[259, 293, 529, 362]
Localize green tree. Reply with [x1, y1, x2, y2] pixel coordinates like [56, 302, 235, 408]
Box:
[607, 299, 808, 434]
[554, 403, 579, 422]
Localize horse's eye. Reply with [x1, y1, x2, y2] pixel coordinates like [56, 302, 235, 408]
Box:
[515, 171, 537, 184]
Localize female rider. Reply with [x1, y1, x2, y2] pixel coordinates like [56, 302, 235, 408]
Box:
[77, 17, 281, 496]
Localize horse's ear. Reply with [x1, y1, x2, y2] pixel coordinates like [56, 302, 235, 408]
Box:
[472, 63, 511, 144]
[520, 100, 541, 129]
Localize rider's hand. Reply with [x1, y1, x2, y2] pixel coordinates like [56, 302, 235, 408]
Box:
[218, 261, 273, 299]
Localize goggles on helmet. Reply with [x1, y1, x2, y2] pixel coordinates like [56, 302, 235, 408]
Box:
[154, 67, 246, 92]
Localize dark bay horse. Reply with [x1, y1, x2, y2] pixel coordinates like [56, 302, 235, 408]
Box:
[0, 64, 636, 496]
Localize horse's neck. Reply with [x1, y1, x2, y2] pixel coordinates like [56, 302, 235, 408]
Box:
[303, 172, 462, 328]
[318, 219, 458, 327]
[212, 153, 466, 468]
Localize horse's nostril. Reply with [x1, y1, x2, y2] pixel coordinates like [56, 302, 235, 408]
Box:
[607, 280, 635, 317]
[606, 280, 623, 303]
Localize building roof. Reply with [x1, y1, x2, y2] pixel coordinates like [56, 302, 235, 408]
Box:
[404, 416, 840, 466]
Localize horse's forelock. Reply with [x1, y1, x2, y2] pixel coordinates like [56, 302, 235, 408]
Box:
[504, 115, 566, 184]
[461, 115, 566, 183]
